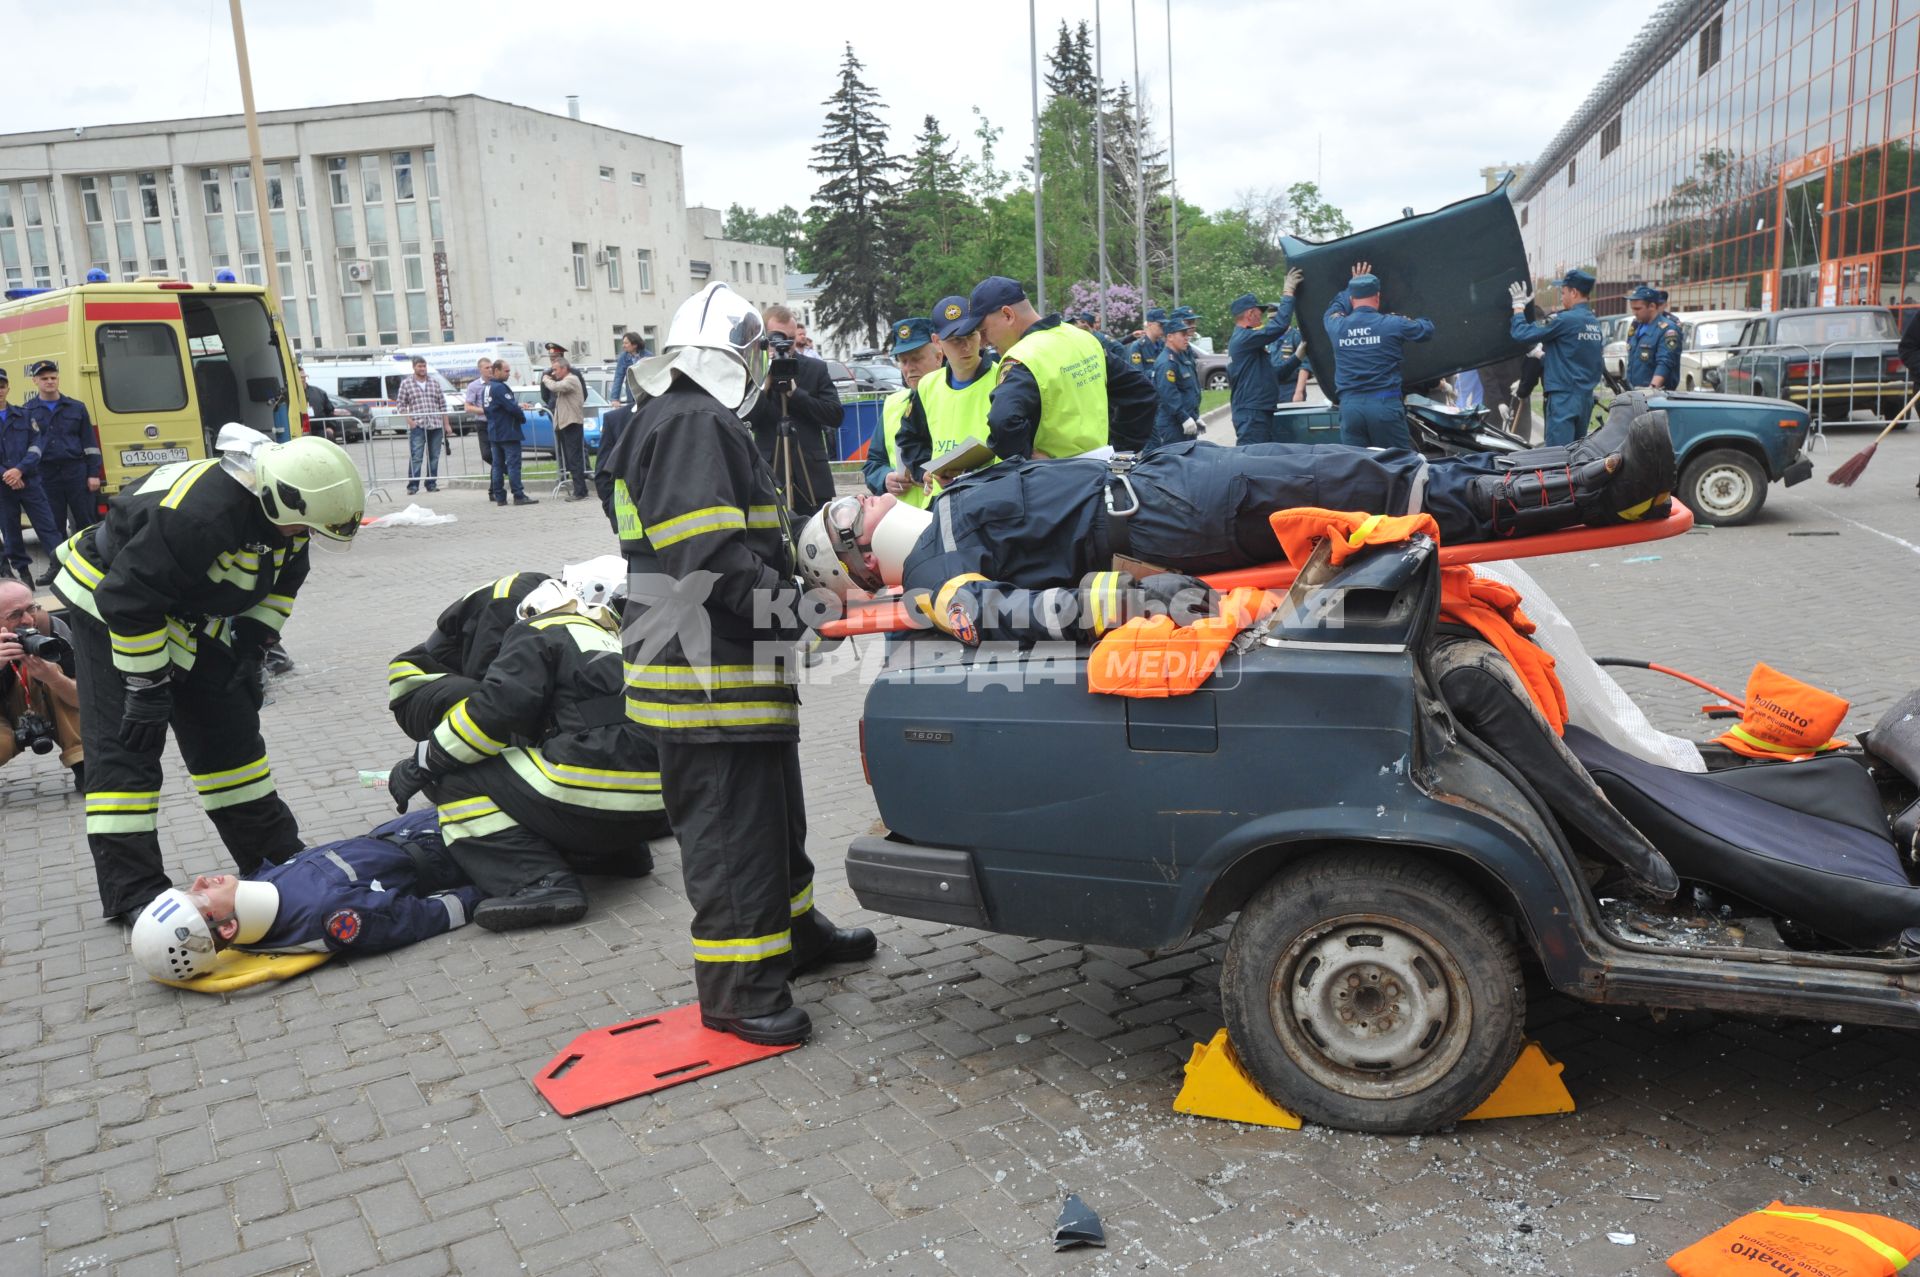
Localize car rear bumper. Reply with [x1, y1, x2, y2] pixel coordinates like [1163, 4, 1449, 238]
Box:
[1782, 453, 1814, 486]
[846, 835, 991, 929]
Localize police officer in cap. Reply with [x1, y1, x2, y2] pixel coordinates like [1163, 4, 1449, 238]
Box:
[1128, 308, 1167, 371]
[0, 367, 64, 586]
[1226, 270, 1304, 446]
[1324, 261, 1436, 450]
[1508, 268, 1606, 445]
[23, 359, 105, 565]
[962, 276, 1157, 457]
[1625, 285, 1682, 390]
[1150, 317, 1202, 449]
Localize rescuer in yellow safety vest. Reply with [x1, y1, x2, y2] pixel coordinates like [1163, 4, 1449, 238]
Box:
[891, 294, 1002, 507]
[864, 316, 946, 505]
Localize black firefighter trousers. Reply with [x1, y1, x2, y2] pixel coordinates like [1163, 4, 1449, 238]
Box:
[658, 738, 837, 1019]
[69, 609, 302, 918]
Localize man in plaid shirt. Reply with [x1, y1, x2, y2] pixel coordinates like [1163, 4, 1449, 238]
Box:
[396, 356, 452, 494]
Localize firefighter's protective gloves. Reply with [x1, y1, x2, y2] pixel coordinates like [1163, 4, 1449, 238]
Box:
[122, 674, 173, 753]
[388, 742, 437, 814]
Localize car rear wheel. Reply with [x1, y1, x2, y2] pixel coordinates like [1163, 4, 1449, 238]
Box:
[1205, 371, 1229, 391]
[1679, 447, 1767, 526]
[1220, 850, 1523, 1133]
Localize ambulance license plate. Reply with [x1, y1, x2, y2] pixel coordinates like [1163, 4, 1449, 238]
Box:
[120, 447, 190, 466]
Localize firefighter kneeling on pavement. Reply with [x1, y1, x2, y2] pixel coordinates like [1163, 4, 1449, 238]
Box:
[600, 281, 876, 1048]
[52, 426, 364, 924]
[386, 570, 552, 743]
[385, 559, 669, 931]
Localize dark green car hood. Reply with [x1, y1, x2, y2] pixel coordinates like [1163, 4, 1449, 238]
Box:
[1283, 181, 1531, 397]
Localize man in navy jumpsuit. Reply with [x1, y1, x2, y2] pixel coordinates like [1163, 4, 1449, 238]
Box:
[0, 368, 64, 586]
[1127, 308, 1168, 373]
[134, 810, 483, 965]
[1508, 269, 1606, 445]
[1324, 264, 1436, 450]
[1625, 285, 1682, 389]
[1151, 318, 1202, 449]
[23, 359, 105, 560]
[1269, 326, 1307, 405]
[1227, 271, 1303, 446]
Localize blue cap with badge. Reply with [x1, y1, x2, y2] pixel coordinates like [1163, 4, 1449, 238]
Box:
[965, 277, 1027, 328]
[933, 294, 977, 339]
[25, 359, 57, 376]
[1144, 307, 1167, 324]
[1627, 283, 1667, 303]
[1162, 317, 1189, 334]
[891, 316, 934, 354]
[1348, 273, 1381, 299]
[1559, 268, 1597, 293]
[1229, 293, 1266, 317]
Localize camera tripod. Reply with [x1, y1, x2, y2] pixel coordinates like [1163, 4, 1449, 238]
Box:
[768, 389, 822, 527]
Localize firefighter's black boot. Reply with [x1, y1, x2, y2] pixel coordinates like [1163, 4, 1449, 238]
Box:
[791, 911, 878, 976]
[701, 1005, 812, 1046]
[473, 871, 588, 932]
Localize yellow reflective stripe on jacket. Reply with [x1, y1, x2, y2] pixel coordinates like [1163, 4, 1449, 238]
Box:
[110, 628, 168, 657]
[434, 698, 504, 764]
[789, 882, 814, 918]
[691, 929, 793, 963]
[190, 756, 271, 795]
[159, 459, 220, 509]
[237, 602, 291, 634]
[625, 699, 800, 730]
[922, 573, 989, 630]
[1758, 1210, 1910, 1269]
[1085, 571, 1124, 636]
[85, 790, 161, 813]
[491, 573, 522, 600]
[436, 796, 519, 841]
[745, 505, 784, 529]
[56, 538, 104, 588]
[503, 748, 664, 813]
[649, 504, 747, 549]
[624, 662, 788, 690]
[86, 790, 161, 834]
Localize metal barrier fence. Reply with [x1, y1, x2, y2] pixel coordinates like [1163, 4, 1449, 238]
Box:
[1711, 339, 1911, 432]
[315, 410, 595, 503]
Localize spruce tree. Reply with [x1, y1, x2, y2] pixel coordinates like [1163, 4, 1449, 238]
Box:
[808, 44, 904, 348]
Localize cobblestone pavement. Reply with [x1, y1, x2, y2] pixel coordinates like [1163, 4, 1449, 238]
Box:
[3, 431, 1918, 1276]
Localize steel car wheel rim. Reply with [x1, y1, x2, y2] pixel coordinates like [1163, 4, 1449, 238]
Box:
[1272, 917, 1471, 1100]
[1694, 463, 1754, 517]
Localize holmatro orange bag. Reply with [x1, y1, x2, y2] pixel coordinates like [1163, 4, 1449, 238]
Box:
[1667, 1201, 1920, 1276]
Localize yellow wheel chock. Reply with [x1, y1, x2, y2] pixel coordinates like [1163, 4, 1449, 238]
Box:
[1171, 1030, 1574, 1129]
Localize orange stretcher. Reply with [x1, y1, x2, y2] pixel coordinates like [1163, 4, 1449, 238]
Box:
[816, 504, 1696, 640]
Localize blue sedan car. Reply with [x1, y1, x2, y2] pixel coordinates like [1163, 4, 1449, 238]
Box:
[511, 385, 606, 455]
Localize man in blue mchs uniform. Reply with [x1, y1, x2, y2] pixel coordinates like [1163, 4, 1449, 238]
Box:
[1150, 318, 1203, 449]
[1625, 285, 1682, 390]
[1128, 308, 1168, 371]
[23, 360, 104, 565]
[1269, 325, 1308, 405]
[1074, 311, 1127, 362]
[1508, 268, 1606, 446]
[0, 368, 64, 587]
[128, 810, 484, 981]
[1227, 270, 1304, 446]
[1324, 261, 1436, 450]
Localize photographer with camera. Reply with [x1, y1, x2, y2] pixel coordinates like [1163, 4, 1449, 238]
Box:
[0, 578, 82, 791]
[746, 303, 842, 527]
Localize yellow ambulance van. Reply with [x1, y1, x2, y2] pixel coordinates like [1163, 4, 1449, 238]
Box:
[0, 279, 301, 496]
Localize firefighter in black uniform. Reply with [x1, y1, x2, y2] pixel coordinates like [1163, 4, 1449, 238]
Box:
[51, 430, 366, 922]
[385, 565, 669, 931]
[600, 282, 876, 1046]
[795, 395, 1678, 646]
[387, 570, 552, 741]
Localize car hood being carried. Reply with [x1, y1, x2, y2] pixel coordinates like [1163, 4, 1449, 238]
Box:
[1283, 180, 1531, 396]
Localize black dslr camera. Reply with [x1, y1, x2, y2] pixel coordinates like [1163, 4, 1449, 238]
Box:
[11, 627, 71, 665]
[12, 711, 55, 756]
[765, 332, 799, 397]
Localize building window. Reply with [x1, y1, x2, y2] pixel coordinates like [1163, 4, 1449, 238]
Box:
[606, 245, 622, 290]
[572, 241, 589, 289]
[392, 152, 415, 201]
[1697, 14, 1722, 74]
[635, 247, 653, 292]
[230, 165, 254, 214]
[328, 157, 350, 206]
[79, 177, 102, 224]
[202, 168, 224, 215]
[642, 324, 658, 351]
[1599, 115, 1621, 159]
[1520, 205, 1529, 228]
[1566, 159, 1576, 187]
[360, 155, 383, 205]
[599, 166, 614, 182]
[630, 171, 646, 187]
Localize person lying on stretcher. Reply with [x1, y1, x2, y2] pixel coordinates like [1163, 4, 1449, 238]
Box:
[795, 392, 1676, 646]
[130, 810, 482, 983]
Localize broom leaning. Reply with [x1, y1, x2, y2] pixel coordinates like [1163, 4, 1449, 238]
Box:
[1827, 387, 1920, 487]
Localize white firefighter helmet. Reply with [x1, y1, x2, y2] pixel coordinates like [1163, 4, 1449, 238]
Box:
[796, 494, 932, 599]
[562, 555, 629, 617]
[666, 282, 767, 384]
[130, 888, 219, 982]
[515, 577, 574, 621]
[252, 435, 366, 542]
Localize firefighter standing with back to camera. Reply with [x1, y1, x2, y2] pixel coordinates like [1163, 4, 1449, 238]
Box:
[600, 282, 874, 1047]
[51, 428, 365, 923]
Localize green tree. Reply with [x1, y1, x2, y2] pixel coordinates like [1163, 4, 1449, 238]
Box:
[807, 44, 905, 348]
[893, 114, 976, 307]
[1284, 182, 1353, 241]
[721, 203, 810, 271]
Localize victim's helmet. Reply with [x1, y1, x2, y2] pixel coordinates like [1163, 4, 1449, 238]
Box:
[252, 435, 365, 542]
[518, 555, 629, 622]
[796, 494, 932, 599]
[130, 889, 218, 981]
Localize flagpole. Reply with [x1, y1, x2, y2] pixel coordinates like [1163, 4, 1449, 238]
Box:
[1095, 0, 1109, 329]
[1029, 0, 1046, 312]
[1165, 0, 1180, 306]
[228, 0, 280, 315]
[1131, 0, 1146, 305]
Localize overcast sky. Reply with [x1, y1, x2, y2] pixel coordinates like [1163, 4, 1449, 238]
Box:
[17, 0, 1649, 231]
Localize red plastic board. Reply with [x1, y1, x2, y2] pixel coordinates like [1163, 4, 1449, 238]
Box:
[533, 1003, 801, 1117]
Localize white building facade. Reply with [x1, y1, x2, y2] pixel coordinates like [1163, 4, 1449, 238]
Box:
[0, 95, 785, 364]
